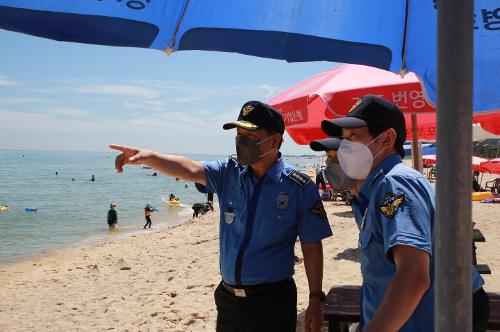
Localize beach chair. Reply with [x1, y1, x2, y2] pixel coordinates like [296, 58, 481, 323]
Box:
[485, 178, 500, 194]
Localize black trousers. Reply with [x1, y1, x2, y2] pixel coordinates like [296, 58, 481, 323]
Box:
[473, 287, 490, 332]
[214, 279, 297, 332]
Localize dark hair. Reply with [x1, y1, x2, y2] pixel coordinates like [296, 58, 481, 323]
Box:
[367, 124, 405, 158]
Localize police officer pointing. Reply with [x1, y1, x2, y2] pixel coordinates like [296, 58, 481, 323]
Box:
[110, 101, 332, 332]
[321, 95, 489, 332]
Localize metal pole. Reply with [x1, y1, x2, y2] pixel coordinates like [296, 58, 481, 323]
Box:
[435, 0, 473, 331]
[411, 114, 422, 171]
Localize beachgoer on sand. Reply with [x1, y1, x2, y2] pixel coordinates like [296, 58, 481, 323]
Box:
[318, 95, 489, 332]
[110, 100, 332, 332]
[107, 203, 118, 229]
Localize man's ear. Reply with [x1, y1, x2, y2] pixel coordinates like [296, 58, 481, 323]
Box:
[382, 128, 397, 149]
[274, 134, 282, 148]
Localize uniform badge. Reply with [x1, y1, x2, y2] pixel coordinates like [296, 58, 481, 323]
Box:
[380, 193, 405, 218]
[276, 192, 288, 209]
[309, 200, 327, 219]
[242, 104, 254, 116]
[224, 211, 235, 224]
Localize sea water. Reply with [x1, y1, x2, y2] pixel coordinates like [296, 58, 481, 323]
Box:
[0, 150, 319, 266]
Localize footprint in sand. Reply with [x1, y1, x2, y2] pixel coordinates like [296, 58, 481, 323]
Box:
[115, 258, 131, 271]
[88, 264, 99, 275]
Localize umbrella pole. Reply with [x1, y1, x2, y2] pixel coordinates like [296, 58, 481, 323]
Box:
[410, 114, 422, 172]
[435, 0, 473, 331]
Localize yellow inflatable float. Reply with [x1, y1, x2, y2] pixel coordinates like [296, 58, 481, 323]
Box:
[472, 192, 493, 201]
[162, 196, 182, 205]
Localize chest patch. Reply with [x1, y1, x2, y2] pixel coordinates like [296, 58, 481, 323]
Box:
[309, 200, 327, 219]
[380, 193, 405, 218]
[288, 170, 311, 188]
[276, 192, 289, 209]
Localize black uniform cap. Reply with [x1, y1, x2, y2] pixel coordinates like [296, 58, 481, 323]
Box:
[321, 95, 407, 147]
[223, 101, 285, 135]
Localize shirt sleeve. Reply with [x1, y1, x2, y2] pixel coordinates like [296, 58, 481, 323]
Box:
[195, 159, 228, 195]
[375, 175, 433, 262]
[297, 182, 333, 244]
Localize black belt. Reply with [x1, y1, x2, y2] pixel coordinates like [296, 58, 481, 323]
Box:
[222, 279, 292, 298]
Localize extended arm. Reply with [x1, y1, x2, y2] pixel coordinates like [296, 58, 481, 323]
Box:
[109, 144, 206, 185]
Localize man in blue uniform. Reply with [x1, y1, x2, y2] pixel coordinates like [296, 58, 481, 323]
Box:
[109, 101, 332, 332]
[320, 95, 489, 332]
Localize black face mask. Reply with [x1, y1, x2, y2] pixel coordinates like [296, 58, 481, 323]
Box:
[235, 135, 274, 166]
[324, 162, 356, 191]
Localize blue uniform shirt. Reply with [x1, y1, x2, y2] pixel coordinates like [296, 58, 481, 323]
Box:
[352, 154, 484, 332]
[196, 156, 332, 286]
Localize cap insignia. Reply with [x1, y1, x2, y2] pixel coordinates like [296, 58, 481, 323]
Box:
[349, 98, 364, 114]
[242, 104, 255, 116]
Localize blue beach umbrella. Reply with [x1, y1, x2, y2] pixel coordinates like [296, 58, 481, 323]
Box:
[0, 1, 498, 114]
[0, 1, 498, 329]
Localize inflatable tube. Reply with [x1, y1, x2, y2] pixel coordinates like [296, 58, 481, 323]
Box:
[24, 207, 37, 212]
[472, 192, 493, 201]
[168, 200, 182, 205]
[0, 205, 8, 212]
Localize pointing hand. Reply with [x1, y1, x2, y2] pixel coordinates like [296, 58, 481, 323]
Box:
[109, 144, 155, 173]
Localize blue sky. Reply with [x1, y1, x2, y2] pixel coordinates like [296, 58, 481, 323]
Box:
[0, 29, 336, 155]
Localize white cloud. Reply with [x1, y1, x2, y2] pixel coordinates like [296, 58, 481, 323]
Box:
[0, 97, 41, 104]
[0, 75, 20, 86]
[46, 108, 92, 117]
[259, 84, 281, 98]
[75, 84, 158, 98]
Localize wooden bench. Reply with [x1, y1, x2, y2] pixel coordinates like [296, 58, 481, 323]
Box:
[473, 228, 491, 274]
[323, 286, 500, 331]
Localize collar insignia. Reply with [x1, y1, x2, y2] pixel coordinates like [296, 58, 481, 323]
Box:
[380, 193, 405, 218]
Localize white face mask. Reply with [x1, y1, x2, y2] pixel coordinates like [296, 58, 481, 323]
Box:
[337, 132, 385, 180]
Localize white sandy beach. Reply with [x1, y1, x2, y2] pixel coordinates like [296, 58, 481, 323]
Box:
[0, 193, 498, 331]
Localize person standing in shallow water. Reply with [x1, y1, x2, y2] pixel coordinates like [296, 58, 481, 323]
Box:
[107, 203, 118, 229]
[143, 206, 152, 229]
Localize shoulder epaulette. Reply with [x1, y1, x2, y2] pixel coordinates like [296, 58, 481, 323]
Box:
[287, 170, 311, 188]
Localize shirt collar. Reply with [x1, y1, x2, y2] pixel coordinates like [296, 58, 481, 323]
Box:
[359, 154, 402, 197]
[240, 153, 285, 184]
